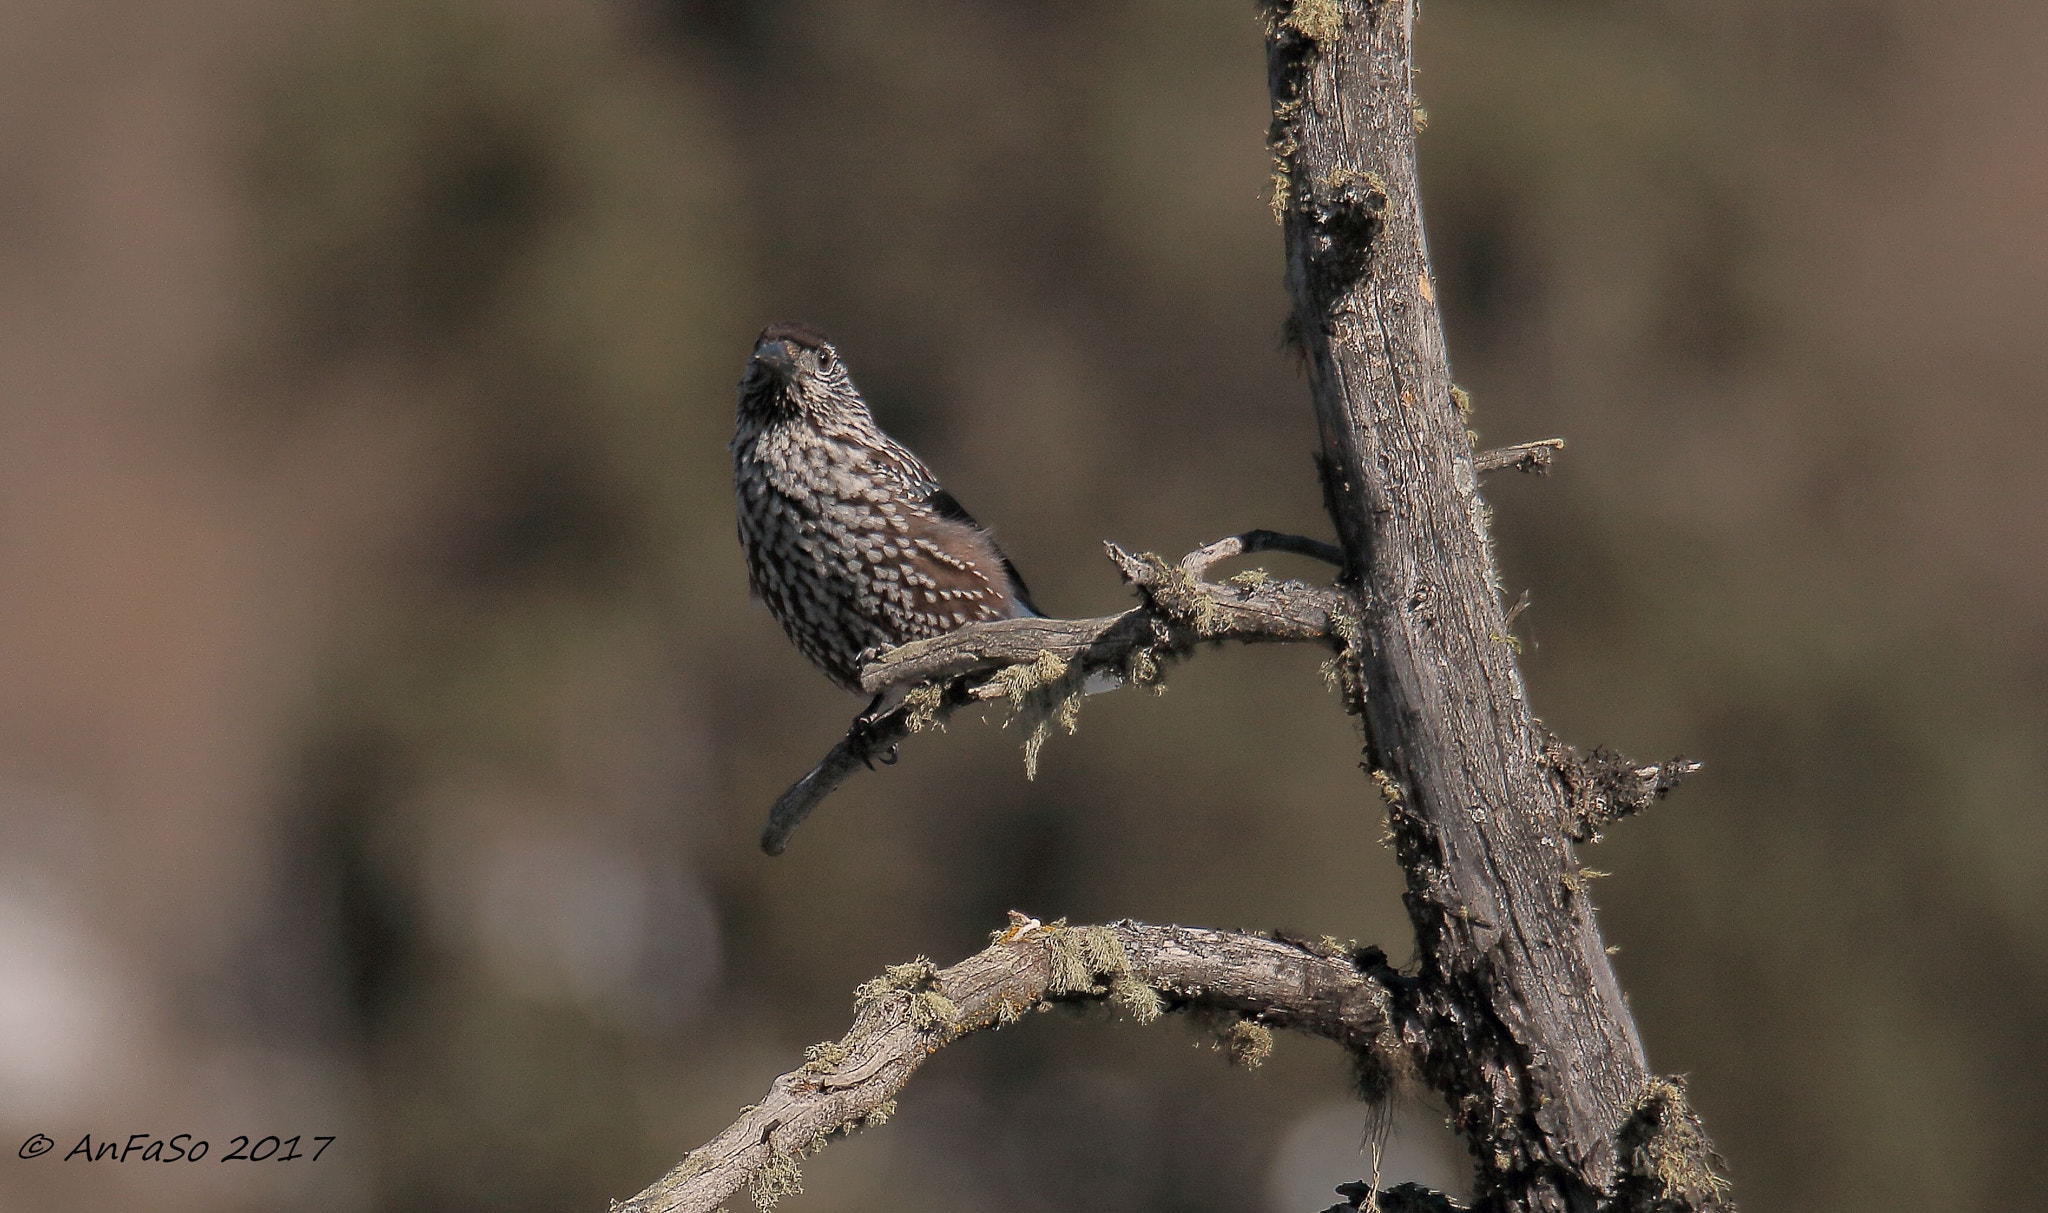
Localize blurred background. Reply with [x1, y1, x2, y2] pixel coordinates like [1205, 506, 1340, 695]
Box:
[1, 0, 2042, 1209]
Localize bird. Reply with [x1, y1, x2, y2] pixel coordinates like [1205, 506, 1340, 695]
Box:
[731, 322, 1040, 702]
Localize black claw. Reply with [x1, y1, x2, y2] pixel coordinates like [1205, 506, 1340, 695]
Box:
[858, 737, 900, 771]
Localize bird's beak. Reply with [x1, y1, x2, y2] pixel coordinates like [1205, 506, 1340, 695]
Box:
[753, 339, 797, 381]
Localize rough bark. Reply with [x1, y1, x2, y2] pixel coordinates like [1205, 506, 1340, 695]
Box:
[1264, 2, 1726, 1210]
[614, 920, 1408, 1213]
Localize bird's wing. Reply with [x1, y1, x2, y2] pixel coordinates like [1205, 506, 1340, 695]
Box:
[861, 429, 1040, 618]
[923, 488, 1040, 617]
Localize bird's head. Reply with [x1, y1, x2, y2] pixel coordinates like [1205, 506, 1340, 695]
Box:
[740, 322, 857, 421]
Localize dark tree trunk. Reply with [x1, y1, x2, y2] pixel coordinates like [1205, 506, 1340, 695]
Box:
[1263, 3, 1728, 1209]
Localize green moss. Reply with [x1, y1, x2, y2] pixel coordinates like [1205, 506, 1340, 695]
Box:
[989, 649, 1088, 779]
[1134, 552, 1221, 635]
[991, 649, 1069, 703]
[1324, 166, 1389, 211]
[907, 988, 959, 1032]
[1124, 643, 1167, 694]
[798, 1039, 850, 1076]
[1617, 1077, 1732, 1206]
[1282, 0, 1345, 45]
[748, 1148, 803, 1210]
[1040, 923, 1163, 1023]
[1112, 973, 1166, 1023]
[1267, 94, 1305, 225]
[1226, 1020, 1275, 1068]
[855, 958, 938, 1008]
[1045, 925, 1094, 995]
[853, 957, 956, 1034]
[900, 682, 948, 733]
[1269, 166, 1294, 226]
[1323, 605, 1369, 706]
[1371, 769, 1404, 806]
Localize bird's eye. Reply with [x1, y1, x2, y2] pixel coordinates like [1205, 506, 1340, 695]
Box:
[817, 350, 836, 372]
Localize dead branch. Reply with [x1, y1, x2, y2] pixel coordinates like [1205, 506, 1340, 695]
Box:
[1473, 438, 1566, 475]
[1184, 527, 1346, 571]
[760, 533, 1355, 854]
[613, 917, 1408, 1213]
[1545, 737, 1704, 843]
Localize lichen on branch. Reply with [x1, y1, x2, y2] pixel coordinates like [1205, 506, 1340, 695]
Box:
[613, 917, 1409, 1213]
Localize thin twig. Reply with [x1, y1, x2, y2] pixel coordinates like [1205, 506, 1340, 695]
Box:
[1183, 529, 1347, 575]
[1472, 438, 1566, 475]
[614, 917, 1405, 1213]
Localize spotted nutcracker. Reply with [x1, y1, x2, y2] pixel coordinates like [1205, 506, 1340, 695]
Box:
[732, 323, 1040, 700]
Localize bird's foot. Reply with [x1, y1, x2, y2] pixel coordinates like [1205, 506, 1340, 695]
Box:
[849, 694, 900, 769]
[856, 736, 901, 771]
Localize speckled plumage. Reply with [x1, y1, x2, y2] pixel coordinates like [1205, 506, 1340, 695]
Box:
[732, 323, 1038, 693]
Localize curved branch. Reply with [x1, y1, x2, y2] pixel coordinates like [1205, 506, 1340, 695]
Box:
[761, 533, 1358, 854]
[615, 918, 1408, 1213]
[1185, 528, 1347, 572]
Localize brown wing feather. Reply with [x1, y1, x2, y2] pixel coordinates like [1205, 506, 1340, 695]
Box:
[862, 508, 1025, 646]
[923, 489, 1039, 615]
